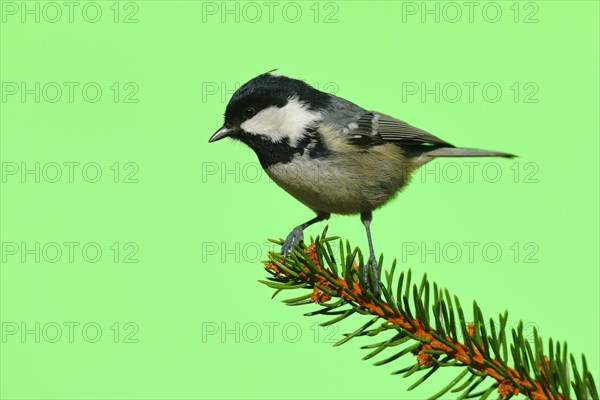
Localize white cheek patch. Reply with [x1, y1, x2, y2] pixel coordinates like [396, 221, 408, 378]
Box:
[240, 97, 322, 147]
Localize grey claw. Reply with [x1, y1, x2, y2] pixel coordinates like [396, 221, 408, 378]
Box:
[282, 227, 304, 260]
[363, 257, 380, 296]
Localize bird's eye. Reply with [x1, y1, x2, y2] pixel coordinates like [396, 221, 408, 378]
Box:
[242, 107, 256, 119]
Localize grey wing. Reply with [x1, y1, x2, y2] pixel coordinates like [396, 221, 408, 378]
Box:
[339, 112, 515, 163]
[347, 112, 454, 150]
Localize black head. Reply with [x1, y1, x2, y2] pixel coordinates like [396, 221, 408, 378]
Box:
[208, 72, 331, 143]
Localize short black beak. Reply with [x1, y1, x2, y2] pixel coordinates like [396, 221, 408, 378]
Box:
[209, 126, 233, 143]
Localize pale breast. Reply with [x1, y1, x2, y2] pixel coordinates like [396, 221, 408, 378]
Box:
[265, 143, 413, 215]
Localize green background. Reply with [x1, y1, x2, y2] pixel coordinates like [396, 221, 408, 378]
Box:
[1, 1, 598, 398]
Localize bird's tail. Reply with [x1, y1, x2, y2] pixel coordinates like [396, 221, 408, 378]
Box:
[414, 147, 516, 166]
[426, 147, 516, 158]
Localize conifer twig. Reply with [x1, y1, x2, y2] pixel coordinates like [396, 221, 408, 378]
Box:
[259, 227, 598, 400]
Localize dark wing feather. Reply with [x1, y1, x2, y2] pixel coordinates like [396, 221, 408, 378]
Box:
[345, 113, 384, 146]
[347, 112, 454, 150]
[375, 113, 453, 147]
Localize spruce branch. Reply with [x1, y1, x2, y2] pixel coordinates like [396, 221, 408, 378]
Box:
[260, 227, 598, 400]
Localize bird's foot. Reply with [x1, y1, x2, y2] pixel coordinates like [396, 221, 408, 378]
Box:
[363, 256, 380, 297]
[282, 226, 304, 261]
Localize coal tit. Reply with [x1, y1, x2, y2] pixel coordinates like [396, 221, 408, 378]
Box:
[209, 72, 515, 295]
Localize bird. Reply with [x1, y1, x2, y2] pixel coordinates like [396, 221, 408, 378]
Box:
[209, 71, 515, 295]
